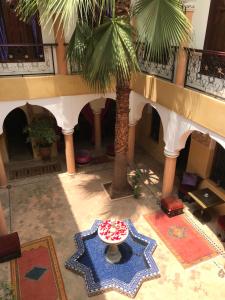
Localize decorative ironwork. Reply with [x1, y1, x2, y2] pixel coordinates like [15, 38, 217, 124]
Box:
[138, 46, 177, 82]
[182, 0, 196, 11]
[0, 44, 57, 76]
[185, 49, 225, 100]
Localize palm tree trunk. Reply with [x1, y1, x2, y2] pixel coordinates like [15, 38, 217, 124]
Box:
[111, 0, 132, 198]
[111, 82, 131, 197]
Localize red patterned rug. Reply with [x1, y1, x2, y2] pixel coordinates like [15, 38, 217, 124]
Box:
[11, 236, 67, 300]
[144, 211, 218, 267]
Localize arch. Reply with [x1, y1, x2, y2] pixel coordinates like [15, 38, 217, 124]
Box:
[74, 97, 117, 152]
[0, 93, 117, 134]
[178, 124, 225, 153]
[72, 94, 116, 129]
[0, 100, 27, 135]
[178, 130, 194, 152]
[3, 104, 61, 162]
[3, 107, 32, 161]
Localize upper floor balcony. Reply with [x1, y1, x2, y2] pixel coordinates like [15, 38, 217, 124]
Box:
[0, 43, 57, 76]
[1, 43, 225, 103]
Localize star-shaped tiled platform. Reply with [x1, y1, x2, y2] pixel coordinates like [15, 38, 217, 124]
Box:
[65, 220, 160, 298]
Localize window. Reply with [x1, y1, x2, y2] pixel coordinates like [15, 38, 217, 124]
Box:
[0, 0, 44, 62]
[150, 108, 160, 143]
[210, 143, 225, 189]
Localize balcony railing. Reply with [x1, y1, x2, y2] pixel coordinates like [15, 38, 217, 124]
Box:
[1, 43, 225, 103]
[185, 49, 225, 100]
[138, 46, 177, 82]
[0, 44, 57, 76]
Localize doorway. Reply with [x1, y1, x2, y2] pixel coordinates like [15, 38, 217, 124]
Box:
[4, 108, 33, 161]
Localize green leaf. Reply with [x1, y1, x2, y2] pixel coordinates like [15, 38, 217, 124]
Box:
[73, 17, 139, 91]
[67, 22, 92, 73]
[16, 0, 115, 29]
[133, 0, 192, 61]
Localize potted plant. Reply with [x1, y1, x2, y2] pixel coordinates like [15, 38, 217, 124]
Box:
[24, 117, 58, 160]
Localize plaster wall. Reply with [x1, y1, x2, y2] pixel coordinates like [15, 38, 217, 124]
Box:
[186, 135, 216, 178]
[191, 0, 211, 49]
[132, 74, 225, 139]
[136, 105, 164, 164]
[40, 19, 55, 44]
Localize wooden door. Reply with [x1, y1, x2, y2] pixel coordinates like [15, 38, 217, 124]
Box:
[204, 0, 225, 51]
[201, 0, 225, 78]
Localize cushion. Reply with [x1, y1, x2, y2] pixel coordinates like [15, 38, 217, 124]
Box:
[0, 232, 21, 263]
[181, 172, 198, 187]
[76, 150, 92, 164]
[161, 196, 184, 211]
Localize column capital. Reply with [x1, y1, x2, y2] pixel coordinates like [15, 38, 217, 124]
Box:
[93, 111, 101, 115]
[62, 128, 74, 135]
[164, 149, 179, 158]
[129, 122, 137, 127]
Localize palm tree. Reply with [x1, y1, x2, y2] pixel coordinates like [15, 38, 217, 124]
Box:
[17, 0, 191, 198]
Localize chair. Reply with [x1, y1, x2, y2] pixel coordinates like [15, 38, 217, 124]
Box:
[178, 172, 201, 202]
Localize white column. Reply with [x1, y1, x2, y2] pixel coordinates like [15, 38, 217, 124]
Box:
[62, 128, 76, 175]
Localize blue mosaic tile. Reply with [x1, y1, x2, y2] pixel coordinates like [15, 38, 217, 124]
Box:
[65, 220, 160, 298]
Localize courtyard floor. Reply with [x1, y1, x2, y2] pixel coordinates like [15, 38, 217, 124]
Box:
[1, 150, 225, 300]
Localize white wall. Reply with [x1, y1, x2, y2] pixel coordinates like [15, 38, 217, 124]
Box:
[40, 15, 76, 44]
[192, 0, 211, 49]
[65, 24, 76, 43]
[40, 19, 55, 44]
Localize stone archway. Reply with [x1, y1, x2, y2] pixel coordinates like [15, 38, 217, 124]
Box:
[74, 97, 117, 161]
[136, 103, 165, 164]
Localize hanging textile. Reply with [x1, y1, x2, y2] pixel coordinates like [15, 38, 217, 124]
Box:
[0, 15, 8, 61]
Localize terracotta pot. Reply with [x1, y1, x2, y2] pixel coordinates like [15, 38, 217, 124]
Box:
[39, 146, 51, 161]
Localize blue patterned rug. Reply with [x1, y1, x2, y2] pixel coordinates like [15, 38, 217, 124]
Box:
[65, 220, 160, 298]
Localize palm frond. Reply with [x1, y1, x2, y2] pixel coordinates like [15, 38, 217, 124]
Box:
[77, 17, 139, 91]
[67, 22, 92, 72]
[133, 0, 192, 60]
[16, 0, 40, 21]
[16, 0, 115, 29]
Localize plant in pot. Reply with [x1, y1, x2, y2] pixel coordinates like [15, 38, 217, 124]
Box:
[24, 118, 58, 161]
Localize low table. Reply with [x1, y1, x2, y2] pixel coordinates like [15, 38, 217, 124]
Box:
[188, 188, 225, 222]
